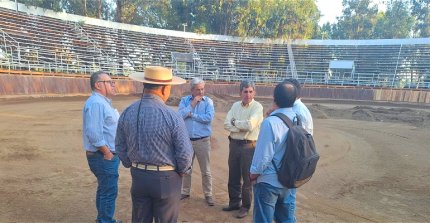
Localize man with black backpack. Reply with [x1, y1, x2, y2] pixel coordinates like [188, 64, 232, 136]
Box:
[249, 82, 299, 223]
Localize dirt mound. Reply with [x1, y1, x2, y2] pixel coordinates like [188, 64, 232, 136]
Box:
[308, 104, 430, 127]
[168, 93, 430, 127]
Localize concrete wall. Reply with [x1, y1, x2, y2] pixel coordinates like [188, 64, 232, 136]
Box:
[1, 74, 429, 104]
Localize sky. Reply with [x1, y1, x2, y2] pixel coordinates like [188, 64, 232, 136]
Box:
[317, 0, 387, 26]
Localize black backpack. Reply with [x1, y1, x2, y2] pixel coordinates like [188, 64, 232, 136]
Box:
[271, 113, 319, 189]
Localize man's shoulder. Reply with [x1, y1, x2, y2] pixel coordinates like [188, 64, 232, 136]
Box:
[252, 100, 264, 108]
[293, 100, 312, 115]
[121, 100, 139, 113]
[232, 101, 242, 106]
[181, 95, 192, 101]
[84, 94, 104, 108]
[165, 105, 183, 118]
[203, 96, 214, 104]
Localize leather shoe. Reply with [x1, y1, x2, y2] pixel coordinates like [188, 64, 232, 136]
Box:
[205, 196, 214, 206]
[180, 194, 190, 200]
[236, 207, 249, 218]
[222, 205, 240, 211]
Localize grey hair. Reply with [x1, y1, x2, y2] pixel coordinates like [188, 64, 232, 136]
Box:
[90, 71, 108, 90]
[190, 77, 205, 89]
[239, 80, 255, 91]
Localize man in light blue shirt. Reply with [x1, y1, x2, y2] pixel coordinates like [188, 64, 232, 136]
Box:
[178, 77, 215, 206]
[82, 71, 120, 223]
[250, 82, 298, 223]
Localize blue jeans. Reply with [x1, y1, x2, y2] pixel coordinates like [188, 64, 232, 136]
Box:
[253, 182, 296, 223]
[87, 152, 120, 223]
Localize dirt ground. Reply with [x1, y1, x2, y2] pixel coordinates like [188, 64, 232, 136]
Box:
[1, 94, 430, 222]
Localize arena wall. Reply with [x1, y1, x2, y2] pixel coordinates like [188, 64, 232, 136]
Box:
[1, 74, 429, 104]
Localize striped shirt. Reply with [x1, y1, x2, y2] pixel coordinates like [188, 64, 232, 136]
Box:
[115, 94, 193, 173]
[82, 91, 119, 152]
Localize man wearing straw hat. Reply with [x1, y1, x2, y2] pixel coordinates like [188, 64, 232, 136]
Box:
[116, 66, 193, 223]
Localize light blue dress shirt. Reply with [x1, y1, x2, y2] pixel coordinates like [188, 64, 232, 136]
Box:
[82, 91, 119, 152]
[250, 107, 297, 188]
[178, 95, 215, 138]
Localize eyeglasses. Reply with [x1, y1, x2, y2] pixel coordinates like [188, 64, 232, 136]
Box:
[97, 80, 115, 85]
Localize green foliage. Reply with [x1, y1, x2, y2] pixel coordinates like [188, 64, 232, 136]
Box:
[332, 0, 379, 39]
[374, 0, 414, 38]
[12, 0, 421, 40]
[237, 0, 319, 39]
[314, 22, 332, 39]
[411, 0, 430, 37]
[17, 0, 62, 12]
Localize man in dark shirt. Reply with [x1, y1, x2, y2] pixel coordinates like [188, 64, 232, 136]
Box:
[116, 66, 193, 223]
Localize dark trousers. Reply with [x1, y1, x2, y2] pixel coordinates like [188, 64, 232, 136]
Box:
[130, 167, 181, 223]
[227, 139, 256, 210]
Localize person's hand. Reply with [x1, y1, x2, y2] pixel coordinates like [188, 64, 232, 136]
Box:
[230, 118, 236, 126]
[103, 151, 114, 160]
[249, 173, 260, 185]
[191, 96, 202, 108]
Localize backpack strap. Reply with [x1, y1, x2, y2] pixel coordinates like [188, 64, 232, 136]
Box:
[270, 113, 295, 172]
[271, 113, 294, 129]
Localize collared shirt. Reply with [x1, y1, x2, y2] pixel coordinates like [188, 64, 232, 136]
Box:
[294, 99, 313, 135]
[178, 95, 215, 138]
[115, 94, 193, 173]
[224, 99, 264, 141]
[250, 107, 297, 188]
[82, 91, 119, 152]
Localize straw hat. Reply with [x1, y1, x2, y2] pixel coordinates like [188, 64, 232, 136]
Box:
[129, 66, 186, 85]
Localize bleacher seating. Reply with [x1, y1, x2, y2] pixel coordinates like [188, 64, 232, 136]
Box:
[0, 5, 430, 88]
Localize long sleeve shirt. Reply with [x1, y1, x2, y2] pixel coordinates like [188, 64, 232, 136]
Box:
[115, 94, 193, 174]
[178, 95, 215, 138]
[250, 107, 297, 188]
[82, 91, 119, 152]
[294, 99, 313, 135]
[223, 99, 264, 141]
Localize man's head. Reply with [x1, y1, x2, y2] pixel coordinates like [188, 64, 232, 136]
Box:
[129, 66, 186, 102]
[90, 71, 116, 98]
[283, 78, 301, 99]
[274, 82, 297, 108]
[143, 83, 172, 102]
[190, 77, 205, 98]
[239, 80, 256, 105]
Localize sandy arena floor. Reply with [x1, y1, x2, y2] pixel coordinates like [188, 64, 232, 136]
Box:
[0, 95, 429, 222]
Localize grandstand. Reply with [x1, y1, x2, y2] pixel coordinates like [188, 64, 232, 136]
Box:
[1, 2, 430, 89]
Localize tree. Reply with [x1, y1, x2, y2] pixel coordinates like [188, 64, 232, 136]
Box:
[374, 0, 414, 38]
[236, 0, 319, 39]
[314, 22, 332, 39]
[411, 0, 430, 37]
[332, 0, 379, 39]
[17, 0, 62, 11]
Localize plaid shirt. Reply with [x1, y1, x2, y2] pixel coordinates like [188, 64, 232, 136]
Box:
[116, 94, 193, 173]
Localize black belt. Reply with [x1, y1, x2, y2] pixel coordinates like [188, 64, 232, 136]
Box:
[190, 136, 209, 141]
[228, 136, 256, 145]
